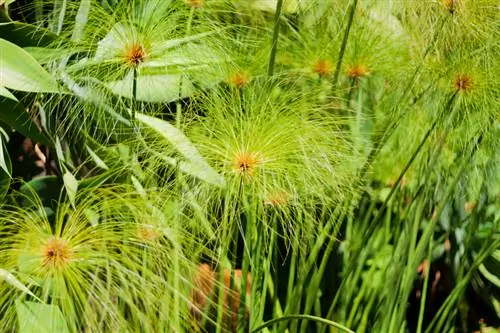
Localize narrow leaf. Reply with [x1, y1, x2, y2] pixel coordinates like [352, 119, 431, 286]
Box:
[86, 145, 109, 170]
[0, 85, 17, 100]
[63, 171, 78, 206]
[136, 113, 225, 186]
[0, 269, 40, 301]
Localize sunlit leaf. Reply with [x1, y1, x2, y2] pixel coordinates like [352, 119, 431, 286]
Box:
[0, 269, 39, 301]
[106, 71, 194, 103]
[16, 301, 70, 333]
[136, 113, 225, 186]
[0, 38, 59, 93]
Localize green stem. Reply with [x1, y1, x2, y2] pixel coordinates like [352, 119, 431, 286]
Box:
[267, 0, 283, 76]
[370, 92, 457, 229]
[250, 315, 355, 333]
[358, 16, 448, 176]
[332, 0, 359, 88]
[132, 66, 138, 121]
[416, 240, 433, 333]
[186, 7, 195, 35]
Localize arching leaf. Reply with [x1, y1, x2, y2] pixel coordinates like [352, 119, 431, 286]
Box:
[0, 38, 59, 93]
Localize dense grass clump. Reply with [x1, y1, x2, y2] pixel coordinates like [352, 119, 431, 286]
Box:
[0, 0, 498, 332]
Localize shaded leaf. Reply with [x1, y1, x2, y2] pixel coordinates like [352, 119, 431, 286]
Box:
[0, 136, 10, 202]
[18, 176, 63, 208]
[0, 97, 51, 146]
[0, 11, 55, 47]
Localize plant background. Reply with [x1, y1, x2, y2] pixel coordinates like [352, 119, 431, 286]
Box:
[0, 0, 498, 332]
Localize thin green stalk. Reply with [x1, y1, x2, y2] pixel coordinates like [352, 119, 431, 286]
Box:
[56, 0, 68, 35]
[186, 7, 195, 35]
[332, 0, 359, 88]
[299, 216, 344, 333]
[131, 66, 138, 121]
[416, 240, 433, 333]
[257, 230, 276, 323]
[267, 0, 283, 76]
[359, 16, 448, 175]
[250, 314, 355, 333]
[237, 198, 254, 332]
[370, 92, 457, 229]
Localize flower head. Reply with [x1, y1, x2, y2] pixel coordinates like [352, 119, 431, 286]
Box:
[312, 59, 334, 77]
[41, 237, 74, 270]
[228, 71, 250, 88]
[346, 63, 370, 79]
[454, 74, 473, 93]
[123, 42, 147, 68]
[233, 150, 260, 176]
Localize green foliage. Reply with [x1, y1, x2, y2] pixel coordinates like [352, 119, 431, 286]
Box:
[0, 0, 498, 332]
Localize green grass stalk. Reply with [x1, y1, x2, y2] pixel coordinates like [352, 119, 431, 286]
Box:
[267, 0, 283, 76]
[251, 314, 355, 333]
[332, 0, 359, 88]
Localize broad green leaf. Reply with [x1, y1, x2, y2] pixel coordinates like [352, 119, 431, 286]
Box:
[24, 47, 74, 65]
[136, 113, 225, 186]
[18, 176, 63, 208]
[0, 85, 16, 100]
[0, 269, 40, 301]
[0, 97, 52, 146]
[0, 0, 18, 6]
[152, 151, 225, 187]
[16, 301, 70, 333]
[93, 22, 135, 61]
[152, 30, 218, 54]
[106, 71, 194, 103]
[136, 113, 204, 165]
[0, 19, 55, 47]
[54, 136, 65, 163]
[0, 38, 59, 93]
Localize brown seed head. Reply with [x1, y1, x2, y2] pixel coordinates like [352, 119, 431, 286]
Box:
[124, 42, 147, 68]
[312, 59, 333, 77]
[185, 0, 204, 8]
[229, 72, 250, 88]
[265, 190, 291, 207]
[454, 74, 473, 93]
[41, 237, 73, 269]
[464, 201, 477, 213]
[136, 224, 161, 242]
[441, 0, 457, 13]
[346, 63, 370, 79]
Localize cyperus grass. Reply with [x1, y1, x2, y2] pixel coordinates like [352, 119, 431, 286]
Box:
[186, 81, 356, 222]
